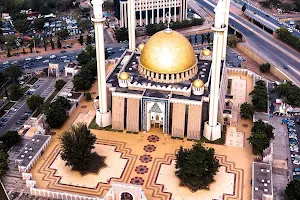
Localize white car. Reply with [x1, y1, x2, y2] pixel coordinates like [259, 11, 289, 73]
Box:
[36, 56, 43, 60]
[50, 55, 56, 59]
[43, 60, 50, 63]
[60, 56, 67, 59]
[107, 47, 113, 51]
[25, 57, 32, 61]
[3, 61, 9, 65]
[293, 160, 300, 165]
[64, 59, 70, 63]
[10, 107, 17, 112]
[293, 172, 300, 176]
[12, 61, 18, 64]
[288, 28, 293, 33]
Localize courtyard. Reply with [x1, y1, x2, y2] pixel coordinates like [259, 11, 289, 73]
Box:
[29, 70, 256, 200]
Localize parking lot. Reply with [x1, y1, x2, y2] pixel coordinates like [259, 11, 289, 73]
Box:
[285, 118, 300, 179]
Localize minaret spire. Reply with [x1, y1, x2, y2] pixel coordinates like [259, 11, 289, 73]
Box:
[128, 0, 136, 51]
[92, 0, 112, 127]
[203, 0, 227, 141]
[221, 0, 231, 60]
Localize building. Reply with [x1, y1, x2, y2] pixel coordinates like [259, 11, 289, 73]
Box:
[94, 0, 230, 141]
[115, 0, 188, 28]
[252, 162, 273, 200]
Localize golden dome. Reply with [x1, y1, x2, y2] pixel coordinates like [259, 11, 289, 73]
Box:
[202, 49, 211, 56]
[140, 30, 197, 73]
[138, 43, 145, 51]
[192, 79, 204, 88]
[119, 72, 130, 80]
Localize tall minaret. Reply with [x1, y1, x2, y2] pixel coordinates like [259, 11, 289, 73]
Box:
[221, 0, 231, 59]
[128, 0, 136, 51]
[203, 0, 227, 141]
[92, 0, 112, 127]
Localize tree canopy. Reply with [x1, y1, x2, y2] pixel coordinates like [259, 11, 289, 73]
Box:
[13, 19, 30, 33]
[259, 63, 270, 73]
[175, 143, 219, 191]
[27, 95, 44, 111]
[240, 102, 255, 119]
[249, 80, 268, 112]
[4, 64, 22, 83]
[115, 28, 129, 42]
[45, 97, 71, 128]
[10, 84, 23, 101]
[285, 179, 300, 200]
[248, 119, 274, 155]
[0, 149, 8, 178]
[59, 123, 97, 171]
[276, 28, 300, 50]
[0, 131, 21, 150]
[55, 79, 66, 91]
[272, 82, 300, 107]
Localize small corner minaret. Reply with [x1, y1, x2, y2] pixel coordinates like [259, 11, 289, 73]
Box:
[221, 0, 231, 60]
[203, 0, 227, 141]
[92, 0, 112, 127]
[128, 0, 136, 51]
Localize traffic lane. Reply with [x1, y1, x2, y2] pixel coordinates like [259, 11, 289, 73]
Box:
[0, 78, 54, 134]
[198, 0, 300, 67]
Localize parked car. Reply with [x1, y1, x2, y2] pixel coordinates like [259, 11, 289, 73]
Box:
[293, 159, 300, 165]
[60, 50, 67, 53]
[296, 118, 300, 125]
[36, 56, 43, 60]
[291, 153, 300, 158]
[50, 55, 56, 59]
[25, 57, 32, 61]
[284, 65, 289, 70]
[3, 61, 9, 65]
[10, 107, 17, 112]
[0, 118, 8, 122]
[43, 60, 50, 63]
[60, 56, 67, 59]
[16, 120, 24, 125]
[288, 28, 293, 33]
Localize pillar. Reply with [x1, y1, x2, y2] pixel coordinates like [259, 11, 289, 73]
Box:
[221, 0, 230, 60]
[128, 0, 136, 50]
[92, 0, 112, 127]
[203, 0, 226, 141]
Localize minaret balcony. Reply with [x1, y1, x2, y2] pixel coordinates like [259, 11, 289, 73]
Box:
[211, 24, 227, 32]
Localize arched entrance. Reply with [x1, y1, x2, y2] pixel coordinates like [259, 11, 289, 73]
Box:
[120, 192, 133, 200]
[148, 102, 164, 130]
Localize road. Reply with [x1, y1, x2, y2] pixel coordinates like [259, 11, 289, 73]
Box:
[0, 77, 55, 134]
[194, 0, 300, 85]
[233, 0, 300, 38]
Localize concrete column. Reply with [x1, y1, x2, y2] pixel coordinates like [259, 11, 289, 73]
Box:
[221, 0, 230, 59]
[152, 0, 154, 24]
[128, 0, 136, 51]
[146, 0, 148, 25]
[92, 0, 111, 127]
[120, 3, 124, 28]
[140, 0, 142, 26]
[203, 0, 226, 141]
[124, 3, 128, 28]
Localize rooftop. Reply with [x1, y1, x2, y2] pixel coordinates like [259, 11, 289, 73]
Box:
[252, 162, 273, 200]
[16, 134, 51, 167]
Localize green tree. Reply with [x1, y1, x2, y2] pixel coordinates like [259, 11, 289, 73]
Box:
[4, 65, 22, 83]
[59, 123, 97, 171]
[45, 97, 71, 128]
[50, 38, 55, 49]
[78, 19, 92, 31]
[79, 35, 84, 45]
[115, 28, 129, 42]
[240, 102, 255, 119]
[39, 4, 51, 15]
[27, 95, 44, 111]
[285, 179, 300, 200]
[259, 63, 270, 73]
[249, 80, 268, 112]
[10, 84, 23, 101]
[242, 3, 247, 12]
[227, 35, 239, 47]
[201, 34, 205, 44]
[281, 2, 295, 12]
[33, 18, 45, 30]
[175, 143, 219, 191]
[55, 79, 66, 91]
[77, 45, 96, 65]
[248, 130, 270, 155]
[273, 82, 300, 107]
[43, 39, 47, 51]
[86, 35, 92, 44]
[276, 28, 300, 50]
[7, 48, 11, 57]
[58, 29, 69, 39]
[0, 131, 21, 150]
[0, 149, 8, 178]
[85, 92, 92, 101]
[57, 37, 62, 49]
[13, 19, 30, 33]
[251, 119, 274, 140]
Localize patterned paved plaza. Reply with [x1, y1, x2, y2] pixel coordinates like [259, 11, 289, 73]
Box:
[29, 72, 255, 200]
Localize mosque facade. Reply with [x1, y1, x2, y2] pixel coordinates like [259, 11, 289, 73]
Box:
[93, 0, 230, 141]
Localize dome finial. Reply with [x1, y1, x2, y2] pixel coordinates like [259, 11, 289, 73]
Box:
[165, 12, 172, 33]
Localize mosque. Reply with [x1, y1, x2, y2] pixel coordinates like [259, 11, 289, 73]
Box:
[92, 0, 230, 141]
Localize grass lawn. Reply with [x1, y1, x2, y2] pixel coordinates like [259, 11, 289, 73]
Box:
[20, 86, 30, 94]
[27, 77, 38, 85]
[2, 102, 15, 111]
[88, 118, 122, 132]
[200, 126, 226, 145]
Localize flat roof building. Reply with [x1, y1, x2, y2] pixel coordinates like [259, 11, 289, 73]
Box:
[252, 162, 273, 200]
